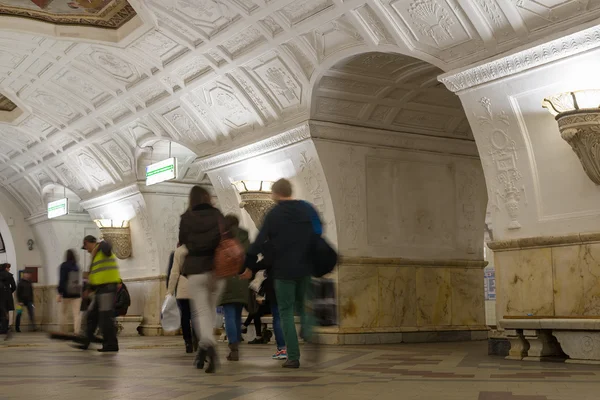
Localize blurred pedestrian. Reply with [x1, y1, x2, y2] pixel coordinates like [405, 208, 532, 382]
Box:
[219, 215, 249, 362]
[76, 236, 121, 352]
[16, 270, 36, 332]
[179, 186, 226, 373]
[167, 244, 198, 353]
[57, 249, 82, 334]
[241, 179, 321, 368]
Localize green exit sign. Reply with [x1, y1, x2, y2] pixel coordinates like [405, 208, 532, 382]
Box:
[146, 158, 177, 186]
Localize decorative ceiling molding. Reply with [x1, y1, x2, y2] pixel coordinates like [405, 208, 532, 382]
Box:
[309, 120, 479, 158]
[79, 182, 140, 211]
[194, 122, 311, 172]
[439, 23, 600, 93]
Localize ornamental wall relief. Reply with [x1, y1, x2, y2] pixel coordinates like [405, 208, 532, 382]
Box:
[476, 97, 526, 230]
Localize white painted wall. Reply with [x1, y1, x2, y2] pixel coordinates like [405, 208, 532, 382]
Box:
[29, 216, 98, 285]
[458, 47, 600, 240]
[315, 139, 487, 259]
[0, 189, 42, 277]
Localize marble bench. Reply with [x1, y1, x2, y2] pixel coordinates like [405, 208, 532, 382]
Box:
[500, 317, 600, 364]
[115, 315, 143, 336]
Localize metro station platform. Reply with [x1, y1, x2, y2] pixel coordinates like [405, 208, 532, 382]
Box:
[1, 334, 599, 400]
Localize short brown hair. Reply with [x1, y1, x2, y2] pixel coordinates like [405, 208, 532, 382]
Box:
[189, 185, 211, 209]
[272, 178, 292, 197]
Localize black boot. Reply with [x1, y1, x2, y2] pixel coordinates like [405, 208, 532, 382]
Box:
[192, 335, 199, 352]
[227, 343, 239, 361]
[205, 346, 217, 373]
[185, 341, 193, 354]
[195, 347, 207, 369]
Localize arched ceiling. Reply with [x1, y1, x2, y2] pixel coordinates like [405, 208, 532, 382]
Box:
[312, 52, 472, 140]
[1, 0, 599, 214]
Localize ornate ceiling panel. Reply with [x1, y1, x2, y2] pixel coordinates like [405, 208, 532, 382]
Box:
[0, 94, 16, 111]
[0, 0, 599, 212]
[0, 0, 136, 29]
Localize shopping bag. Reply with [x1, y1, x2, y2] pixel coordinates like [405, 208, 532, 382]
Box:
[160, 295, 181, 332]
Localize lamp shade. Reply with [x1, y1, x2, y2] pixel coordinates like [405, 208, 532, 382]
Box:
[232, 180, 274, 193]
[542, 89, 600, 117]
[94, 219, 130, 229]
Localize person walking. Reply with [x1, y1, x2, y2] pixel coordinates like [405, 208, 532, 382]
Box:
[16, 271, 36, 332]
[57, 249, 82, 334]
[4, 264, 16, 332]
[166, 244, 198, 353]
[218, 215, 249, 362]
[0, 263, 15, 338]
[179, 185, 226, 373]
[241, 179, 321, 368]
[76, 235, 121, 352]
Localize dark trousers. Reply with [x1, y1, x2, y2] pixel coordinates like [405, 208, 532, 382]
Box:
[0, 306, 8, 334]
[15, 302, 35, 330]
[243, 302, 269, 336]
[177, 299, 195, 343]
[86, 284, 118, 349]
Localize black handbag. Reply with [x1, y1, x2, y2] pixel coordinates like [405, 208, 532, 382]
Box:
[312, 234, 338, 278]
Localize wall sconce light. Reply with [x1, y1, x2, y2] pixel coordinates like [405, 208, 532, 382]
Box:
[93, 219, 132, 259]
[233, 180, 274, 228]
[543, 89, 600, 185]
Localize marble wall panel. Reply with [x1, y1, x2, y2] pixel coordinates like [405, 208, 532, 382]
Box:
[377, 266, 417, 327]
[495, 248, 554, 319]
[451, 268, 485, 326]
[416, 267, 452, 326]
[553, 243, 600, 316]
[338, 265, 379, 329]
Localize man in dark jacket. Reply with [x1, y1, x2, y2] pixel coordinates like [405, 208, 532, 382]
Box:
[242, 178, 322, 369]
[115, 281, 130, 317]
[0, 263, 16, 336]
[16, 271, 36, 332]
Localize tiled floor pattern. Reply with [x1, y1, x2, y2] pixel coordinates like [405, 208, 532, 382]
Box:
[1, 334, 600, 399]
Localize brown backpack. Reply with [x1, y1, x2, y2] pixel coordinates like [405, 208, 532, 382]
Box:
[213, 220, 245, 278]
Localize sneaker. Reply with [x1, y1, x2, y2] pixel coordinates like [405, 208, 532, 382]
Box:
[272, 349, 287, 360]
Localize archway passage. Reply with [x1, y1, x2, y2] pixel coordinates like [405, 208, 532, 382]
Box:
[312, 52, 473, 140]
[310, 52, 488, 344]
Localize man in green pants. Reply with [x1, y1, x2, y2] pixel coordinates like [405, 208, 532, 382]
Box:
[242, 178, 322, 368]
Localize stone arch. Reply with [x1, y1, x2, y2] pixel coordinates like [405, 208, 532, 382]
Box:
[308, 50, 489, 344]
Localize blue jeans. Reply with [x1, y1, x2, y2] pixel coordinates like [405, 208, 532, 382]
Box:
[222, 303, 243, 345]
[270, 302, 286, 350]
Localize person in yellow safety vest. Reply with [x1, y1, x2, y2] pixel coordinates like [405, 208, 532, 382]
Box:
[75, 235, 121, 352]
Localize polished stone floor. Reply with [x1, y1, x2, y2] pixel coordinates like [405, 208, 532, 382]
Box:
[1, 333, 599, 400]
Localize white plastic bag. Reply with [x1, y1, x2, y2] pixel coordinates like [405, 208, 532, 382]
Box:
[249, 270, 266, 293]
[161, 294, 181, 332]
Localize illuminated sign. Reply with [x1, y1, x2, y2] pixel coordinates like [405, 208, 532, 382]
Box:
[47, 198, 68, 219]
[146, 157, 177, 186]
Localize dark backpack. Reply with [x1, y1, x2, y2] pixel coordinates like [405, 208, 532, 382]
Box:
[312, 234, 338, 278]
